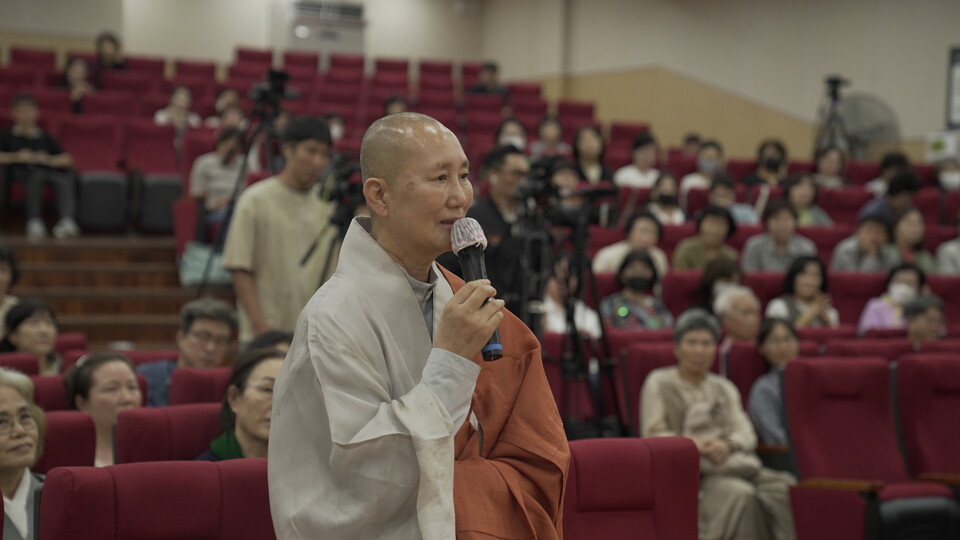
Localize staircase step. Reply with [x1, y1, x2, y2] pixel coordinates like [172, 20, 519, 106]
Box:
[19, 262, 182, 288]
[58, 314, 181, 344]
[5, 236, 177, 264]
[15, 287, 235, 316]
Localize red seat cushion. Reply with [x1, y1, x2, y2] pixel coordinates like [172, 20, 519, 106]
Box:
[34, 411, 95, 473]
[878, 482, 954, 502]
[168, 367, 232, 405]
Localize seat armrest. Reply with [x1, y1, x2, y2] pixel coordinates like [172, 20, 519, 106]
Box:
[917, 473, 960, 486]
[800, 477, 884, 493]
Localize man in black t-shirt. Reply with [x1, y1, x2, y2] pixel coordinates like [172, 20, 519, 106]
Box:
[0, 94, 78, 239]
[467, 62, 509, 97]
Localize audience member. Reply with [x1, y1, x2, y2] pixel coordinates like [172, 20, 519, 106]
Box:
[692, 256, 743, 316]
[937, 156, 960, 191]
[494, 118, 527, 152]
[707, 177, 759, 225]
[542, 255, 602, 339]
[324, 113, 346, 144]
[0, 300, 61, 375]
[592, 210, 668, 277]
[244, 330, 294, 353]
[222, 116, 338, 342]
[196, 348, 283, 461]
[0, 246, 19, 341]
[467, 62, 508, 96]
[189, 127, 246, 226]
[0, 94, 79, 239]
[936, 220, 960, 274]
[205, 90, 247, 130]
[137, 298, 238, 407]
[153, 85, 202, 145]
[60, 57, 94, 114]
[548, 159, 583, 210]
[858, 170, 920, 222]
[383, 95, 408, 116]
[89, 32, 126, 88]
[572, 125, 611, 184]
[682, 133, 701, 156]
[748, 318, 799, 446]
[783, 173, 832, 226]
[892, 207, 936, 274]
[528, 116, 571, 160]
[673, 205, 737, 270]
[680, 140, 725, 206]
[641, 314, 796, 540]
[743, 139, 788, 187]
[812, 146, 847, 188]
[857, 263, 925, 335]
[646, 171, 685, 225]
[613, 133, 659, 188]
[830, 213, 901, 272]
[766, 256, 839, 328]
[741, 199, 816, 272]
[65, 352, 142, 467]
[904, 295, 945, 348]
[864, 151, 909, 197]
[0, 368, 44, 540]
[714, 285, 762, 352]
[599, 249, 673, 330]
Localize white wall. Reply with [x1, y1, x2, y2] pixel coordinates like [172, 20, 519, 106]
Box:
[0, 0, 122, 39]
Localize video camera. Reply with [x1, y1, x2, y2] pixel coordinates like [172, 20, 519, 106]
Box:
[516, 156, 618, 228]
[249, 69, 301, 121]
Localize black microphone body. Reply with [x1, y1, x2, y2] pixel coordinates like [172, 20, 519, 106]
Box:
[456, 244, 503, 361]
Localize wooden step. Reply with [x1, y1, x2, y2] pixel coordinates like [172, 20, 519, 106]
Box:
[19, 262, 182, 288]
[4, 236, 177, 264]
[58, 314, 181, 344]
[15, 287, 235, 316]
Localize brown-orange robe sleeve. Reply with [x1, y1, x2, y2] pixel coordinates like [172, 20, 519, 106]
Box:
[442, 268, 570, 540]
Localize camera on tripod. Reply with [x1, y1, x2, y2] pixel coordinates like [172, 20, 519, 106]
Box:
[516, 156, 618, 228]
[249, 69, 300, 119]
[825, 75, 849, 102]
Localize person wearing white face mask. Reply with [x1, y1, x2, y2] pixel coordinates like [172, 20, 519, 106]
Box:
[494, 118, 527, 153]
[937, 157, 960, 191]
[680, 140, 725, 209]
[857, 263, 925, 335]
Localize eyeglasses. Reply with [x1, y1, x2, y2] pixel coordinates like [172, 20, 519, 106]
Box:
[188, 330, 231, 348]
[0, 412, 37, 436]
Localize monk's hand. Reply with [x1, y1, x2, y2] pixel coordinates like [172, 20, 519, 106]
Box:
[435, 279, 505, 360]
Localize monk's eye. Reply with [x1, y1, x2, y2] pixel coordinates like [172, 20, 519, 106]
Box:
[459, 173, 470, 181]
[435, 174, 447, 182]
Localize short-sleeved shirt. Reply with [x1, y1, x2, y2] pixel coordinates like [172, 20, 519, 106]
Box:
[0, 126, 65, 176]
[188, 152, 244, 207]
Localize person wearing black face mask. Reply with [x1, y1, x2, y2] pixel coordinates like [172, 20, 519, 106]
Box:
[599, 249, 674, 330]
[743, 139, 788, 188]
[646, 171, 686, 225]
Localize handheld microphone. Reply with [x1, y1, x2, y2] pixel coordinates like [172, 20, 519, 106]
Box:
[451, 218, 503, 361]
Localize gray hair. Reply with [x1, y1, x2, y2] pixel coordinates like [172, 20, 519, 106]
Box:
[0, 367, 35, 403]
[674, 309, 721, 343]
[179, 297, 238, 335]
[713, 285, 759, 317]
[904, 294, 944, 319]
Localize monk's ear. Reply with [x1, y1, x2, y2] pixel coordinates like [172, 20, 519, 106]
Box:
[363, 177, 389, 218]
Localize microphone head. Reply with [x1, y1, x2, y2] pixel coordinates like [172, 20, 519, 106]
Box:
[450, 217, 488, 255]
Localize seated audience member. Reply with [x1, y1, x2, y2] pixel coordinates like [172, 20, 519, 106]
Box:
[707, 177, 759, 225]
[864, 151, 909, 197]
[937, 156, 960, 191]
[494, 117, 527, 152]
[383, 95, 408, 116]
[858, 171, 920, 222]
[0, 300, 61, 375]
[189, 127, 246, 226]
[244, 331, 294, 354]
[65, 352, 142, 467]
[641, 313, 796, 540]
[892, 207, 936, 274]
[599, 249, 673, 330]
[673, 205, 737, 270]
[0, 246, 19, 341]
[153, 85, 202, 144]
[689, 256, 744, 316]
[682, 133, 701, 156]
[714, 286, 762, 356]
[467, 62, 508, 96]
[60, 57, 94, 113]
[812, 146, 848, 188]
[741, 199, 816, 273]
[205, 89, 242, 128]
[542, 255, 602, 339]
[137, 298, 238, 407]
[830, 213, 901, 272]
[857, 263, 925, 335]
[680, 140, 725, 206]
[0, 94, 79, 239]
[904, 295, 945, 348]
[592, 210, 668, 276]
[197, 348, 283, 461]
[743, 139, 789, 187]
[528, 116, 571, 160]
[748, 318, 799, 446]
[0, 368, 44, 540]
[646, 171, 686, 225]
[766, 256, 839, 328]
[783, 173, 833, 227]
[613, 133, 659, 188]
[89, 32, 126, 88]
[572, 125, 611, 184]
[324, 113, 346, 145]
[936, 220, 960, 274]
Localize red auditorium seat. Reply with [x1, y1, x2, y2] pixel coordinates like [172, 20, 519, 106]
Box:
[557, 100, 594, 120]
[819, 187, 874, 226]
[896, 354, 960, 476]
[794, 325, 857, 346]
[665, 153, 697, 180]
[506, 81, 541, 98]
[0, 353, 38, 375]
[53, 332, 86, 354]
[509, 95, 548, 117]
[29, 88, 72, 115]
[236, 47, 273, 65]
[616, 187, 651, 217]
[684, 187, 710, 216]
[168, 367, 232, 405]
[863, 327, 907, 339]
[564, 438, 698, 540]
[39, 459, 275, 540]
[659, 223, 696, 252]
[825, 272, 886, 325]
[539, 333, 602, 423]
[283, 50, 319, 70]
[561, 119, 603, 145]
[115, 402, 221, 463]
[580, 271, 619, 310]
[173, 197, 200, 256]
[163, 76, 216, 102]
[326, 67, 365, 85]
[603, 146, 632, 172]
[228, 63, 270, 80]
[124, 55, 166, 78]
[417, 74, 455, 92]
[823, 338, 915, 361]
[34, 411, 95, 473]
[138, 91, 171, 117]
[927, 275, 960, 323]
[464, 111, 503, 138]
[463, 93, 504, 113]
[661, 271, 703, 317]
[57, 115, 121, 171]
[586, 225, 623, 254]
[330, 53, 365, 71]
[32, 375, 68, 411]
[620, 342, 677, 435]
[725, 158, 755, 182]
[0, 66, 42, 90]
[785, 358, 960, 540]
[82, 90, 138, 117]
[788, 159, 815, 175]
[124, 120, 178, 175]
[742, 272, 784, 308]
[374, 58, 409, 74]
[914, 188, 942, 227]
[461, 61, 484, 87]
[912, 163, 938, 188]
[10, 47, 57, 69]
[723, 342, 769, 407]
[174, 59, 217, 79]
[604, 328, 673, 361]
[728, 223, 763, 251]
[101, 70, 158, 94]
[798, 224, 852, 264]
[66, 50, 97, 66]
[845, 160, 878, 185]
[419, 60, 453, 77]
[608, 122, 649, 145]
[181, 127, 219, 193]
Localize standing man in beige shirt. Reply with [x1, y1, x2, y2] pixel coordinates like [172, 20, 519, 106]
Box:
[221, 116, 337, 343]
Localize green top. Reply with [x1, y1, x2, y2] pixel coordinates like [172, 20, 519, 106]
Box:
[210, 430, 245, 460]
[671, 237, 739, 271]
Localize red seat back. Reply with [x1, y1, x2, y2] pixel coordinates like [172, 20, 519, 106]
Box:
[56, 116, 122, 172]
[101, 71, 159, 94]
[824, 338, 914, 361]
[124, 56, 166, 79]
[168, 368, 232, 405]
[34, 411, 95, 473]
[39, 459, 275, 540]
[564, 438, 698, 540]
[283, 51, 319, 70]
[174, 59, 217, 79]
[115, 403, 221, 463]
[581, 271, 620, 311]
[54, 332, 87, 355]
[10, 47, 57, 69]
[0, 353, 39, 375]
[896, 354, 960, 475]
[32, 375, 68, 411]
[795, 325, 857, 345]
[846, 160, 878, 185]
[124, 119, 179, 175]
[621, 343, 677, 436]
[742, 272, 785, 308]
[82, 90, 139, 117]
[725, 342, 769, 408]
[661, 271, 703, 317]
[827, 272, 887, 325]
[927, 275, 960, 324]
[819, 187, 873, 226]
[726, 158, 755, 182]
[799, 225, 852, 265]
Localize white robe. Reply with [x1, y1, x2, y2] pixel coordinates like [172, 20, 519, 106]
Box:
[268, 217, 482, 539]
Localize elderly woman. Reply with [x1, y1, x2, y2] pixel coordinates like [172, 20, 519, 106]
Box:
[641, 313, 796, 540]
[741, 199, 816, 273]
[0, 300, 60, 375]
[748, 318, 800, 446]
[857, 263, 925, 335]
[0, 246, 19, 340]
[592, 210, 668, 276]
[599, 249, 673, 330]
[0, 368, 45, 540]
[197, 348, 284, 461]
[65, 352, 142, 467]
[766, 256, 839, 328]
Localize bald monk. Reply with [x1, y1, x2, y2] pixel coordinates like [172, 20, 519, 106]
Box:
[268, 113, 569, 539]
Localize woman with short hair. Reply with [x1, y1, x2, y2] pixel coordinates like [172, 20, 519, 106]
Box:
[0, 367, 45, 540]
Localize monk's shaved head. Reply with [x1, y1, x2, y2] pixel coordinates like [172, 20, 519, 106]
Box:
[360, 112, 455, 184]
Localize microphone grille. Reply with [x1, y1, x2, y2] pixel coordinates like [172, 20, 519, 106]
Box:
[451, 217, 487, 255]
